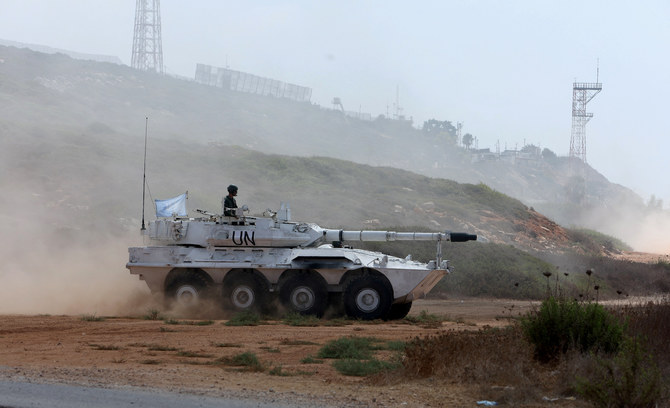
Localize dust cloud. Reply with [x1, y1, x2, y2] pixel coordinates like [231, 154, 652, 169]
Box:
[619, 212, 670, 254]
[0, 194, 155, 316]
[0, 241, 153, 316]
[585, 203, 670, 254]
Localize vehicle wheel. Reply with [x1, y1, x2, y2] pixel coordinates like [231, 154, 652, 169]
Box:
[165, 274, 210, 308]
[384, 302, 412, 320]
[280, 273, 328, 317]
[343, 275, 393, 320]
[222, 273, 268, 312]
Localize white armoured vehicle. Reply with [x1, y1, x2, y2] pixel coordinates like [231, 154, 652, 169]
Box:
[127, 203, 476, 320]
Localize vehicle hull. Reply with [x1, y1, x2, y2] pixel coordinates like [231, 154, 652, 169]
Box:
[127, 245, 448, 303]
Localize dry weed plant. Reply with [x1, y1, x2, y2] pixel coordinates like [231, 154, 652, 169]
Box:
[396, 325, 571, 404]
[615, 296, 670, 369]
[612, 296, 670, 403]
[387, 297, 670, 406]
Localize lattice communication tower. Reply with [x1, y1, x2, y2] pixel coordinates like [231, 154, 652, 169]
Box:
[569, 81, 602, 162]
[131, 0, 164, 74]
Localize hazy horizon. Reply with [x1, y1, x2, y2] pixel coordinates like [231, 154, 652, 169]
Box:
[1, 0, 669, 206]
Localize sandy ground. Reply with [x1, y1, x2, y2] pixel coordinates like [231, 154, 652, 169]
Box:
[612, 251, 670, 264]
[1, 252, 662, 406]
[0, 298, 548, 408]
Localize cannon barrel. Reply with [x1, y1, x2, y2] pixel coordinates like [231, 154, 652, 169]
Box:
[449, 232, 478, 242]
[323, 229, 477, 243]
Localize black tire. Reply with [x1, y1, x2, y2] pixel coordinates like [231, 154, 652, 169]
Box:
[222, 273, 268, 313]
[384, 302, 413, 320]
[343, 275, 393, 320]
[165, 273, 210, 308]
[280, 273, 328, 317]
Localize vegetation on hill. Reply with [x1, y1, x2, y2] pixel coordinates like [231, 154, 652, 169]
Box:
[359, 237, 666, 299]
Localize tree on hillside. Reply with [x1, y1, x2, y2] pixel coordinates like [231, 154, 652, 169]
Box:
[521, 144, 541, 155]
[462, 133, 474, 150]
[542, 148, 557, 160]
[422, 119, 457, 145]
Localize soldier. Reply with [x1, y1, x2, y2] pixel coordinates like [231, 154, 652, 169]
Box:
[223, 184, 238, 216]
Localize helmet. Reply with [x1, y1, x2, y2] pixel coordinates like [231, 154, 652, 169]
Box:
[227, 184, 238, 194]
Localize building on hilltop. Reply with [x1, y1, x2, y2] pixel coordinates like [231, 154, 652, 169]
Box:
[194, 63, 312, 103]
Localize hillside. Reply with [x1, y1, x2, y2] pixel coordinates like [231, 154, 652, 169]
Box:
[1, 44, 664, 252]
[1, 124, 571, 255]
[0, 45, 565, 247]
[1, 44, 669, 311]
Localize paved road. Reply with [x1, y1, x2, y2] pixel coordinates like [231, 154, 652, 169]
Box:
[0, 380, 293, 408]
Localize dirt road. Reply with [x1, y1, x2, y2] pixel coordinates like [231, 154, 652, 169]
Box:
[0, 299, 533, 407]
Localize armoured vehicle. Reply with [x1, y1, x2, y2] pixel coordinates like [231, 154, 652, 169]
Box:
[127, 203, 476, 320]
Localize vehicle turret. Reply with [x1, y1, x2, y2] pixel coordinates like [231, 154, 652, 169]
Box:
[144, 207, 475, 249]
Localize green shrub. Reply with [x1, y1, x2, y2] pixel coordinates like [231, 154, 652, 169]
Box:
[192, 320, 214, 326]
[225, 311, 263, 326]
[521, 297, 624, 362]
[403, 310, 443, 325]
[268, 365, 289, 376]
[176, 351, 212, 358]
[575, 302, 624, 354]
[148, 344, 179, 351]
[317, 337, 380, 360]
[576, 336, 662, 408]
[282, 312, 320, 326]
[332, 358, 399, 376]
[213, 342, 243, 348]
[386, 340, 406, 351]
[89, 344, 122, 351]
[218, 351, 264, 372]
[143, 309, 162, 320]
[300, 355, 324, 364]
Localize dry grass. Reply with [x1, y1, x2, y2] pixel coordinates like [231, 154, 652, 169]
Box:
[389, 325, 600, 405]
[399, 325, 557, 404]
[390, 298, 670, 406]
[615, 296, 670, 382]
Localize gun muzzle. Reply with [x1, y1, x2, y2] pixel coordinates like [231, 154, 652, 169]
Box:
[449, 232, 478, 242]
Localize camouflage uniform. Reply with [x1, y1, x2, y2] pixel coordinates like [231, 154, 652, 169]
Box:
[223, 195, 237, 216]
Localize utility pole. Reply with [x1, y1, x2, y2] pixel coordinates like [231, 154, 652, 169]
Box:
[456, 122, 463, 147]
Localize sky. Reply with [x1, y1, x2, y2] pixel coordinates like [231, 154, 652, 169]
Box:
[1, 0, 669, 205]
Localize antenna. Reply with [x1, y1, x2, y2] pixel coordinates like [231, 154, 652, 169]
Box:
[141, 117, 148, 231]
[393, 84, 403, 120]
[596, 58, 600, 83]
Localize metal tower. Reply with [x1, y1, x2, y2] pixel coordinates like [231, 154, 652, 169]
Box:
[569, 81, 602, 162]
[131, 0, 164, 74]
